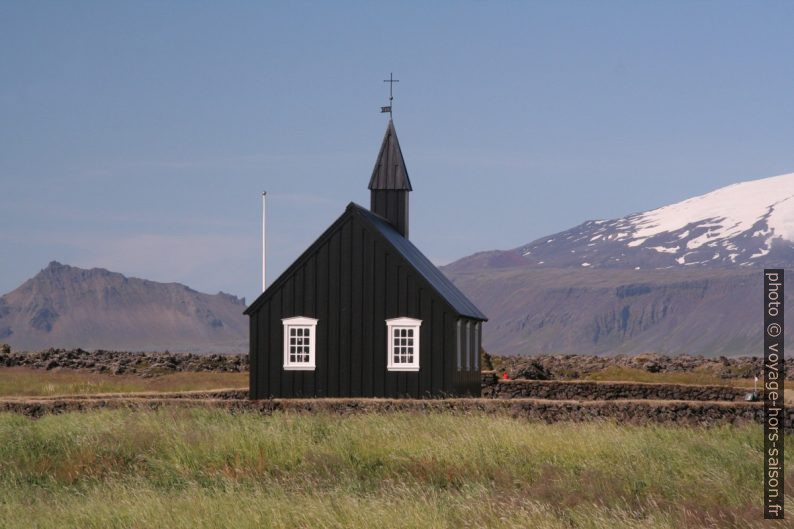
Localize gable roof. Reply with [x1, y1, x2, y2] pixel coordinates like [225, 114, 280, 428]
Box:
[368, 120, 413, 191]
[244, 202, 486, 320]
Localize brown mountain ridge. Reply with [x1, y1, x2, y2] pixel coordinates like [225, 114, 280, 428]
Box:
[0, 262, 247, 353]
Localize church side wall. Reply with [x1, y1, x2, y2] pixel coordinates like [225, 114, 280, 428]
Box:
[248, 314, 258, 399]
[444, 316, 482, 396]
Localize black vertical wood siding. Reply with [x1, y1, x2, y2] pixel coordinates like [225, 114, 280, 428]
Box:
[371, 190, 409, 239]
[249, 212, 481, 398]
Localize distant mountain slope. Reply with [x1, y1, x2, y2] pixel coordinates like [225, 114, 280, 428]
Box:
[443, 173, 794, 356]
[0, 262, 247, 352]
[445, 266, 787, 356]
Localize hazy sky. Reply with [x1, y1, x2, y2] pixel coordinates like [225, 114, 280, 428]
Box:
[2, 2, 793, 304]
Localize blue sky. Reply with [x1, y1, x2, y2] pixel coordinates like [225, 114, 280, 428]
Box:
[2, 1, 793, 304]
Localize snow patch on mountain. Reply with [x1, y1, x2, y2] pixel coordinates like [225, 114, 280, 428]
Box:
[625, 173, 794, 251]
[648, 246, 679, 254]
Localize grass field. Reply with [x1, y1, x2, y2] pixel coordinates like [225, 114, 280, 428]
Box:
[583, 366, 756, 388]
[0, 408, 789, 529]
[0, 367, 247, 396]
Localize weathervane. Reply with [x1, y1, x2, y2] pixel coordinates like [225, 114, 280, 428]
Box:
[381, 72, 399, 116]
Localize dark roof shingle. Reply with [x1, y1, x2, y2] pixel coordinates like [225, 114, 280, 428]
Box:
[368, 120, 413, 191]
[354, 204, 486, 320]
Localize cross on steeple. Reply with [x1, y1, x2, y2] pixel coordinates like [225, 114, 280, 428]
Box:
[381, 73, 399, 115]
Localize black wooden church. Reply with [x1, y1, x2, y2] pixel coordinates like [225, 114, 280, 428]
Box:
[245, 120, 487, 398]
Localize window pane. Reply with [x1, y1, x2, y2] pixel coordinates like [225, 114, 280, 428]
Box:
[285, 323, 317, 366]
[387, 323, 421, 368]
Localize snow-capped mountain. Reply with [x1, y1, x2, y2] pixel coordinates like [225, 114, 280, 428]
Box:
[441, 172, 794, 356]
[513, 172, 794, 270]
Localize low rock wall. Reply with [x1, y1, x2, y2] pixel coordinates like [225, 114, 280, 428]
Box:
[0, 396, 786, 430]
[0, 348, 247, 376]
[490, 353, 782, 380]
[0, 388, 249, 401]
[480, 372, 754, 401]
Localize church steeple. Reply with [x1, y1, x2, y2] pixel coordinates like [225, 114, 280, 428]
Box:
[369, 119, 412, 238]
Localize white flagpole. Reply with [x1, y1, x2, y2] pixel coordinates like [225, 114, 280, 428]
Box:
[262, 191, 267, 292]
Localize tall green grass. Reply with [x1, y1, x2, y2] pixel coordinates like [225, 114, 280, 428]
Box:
[0, 409, 788, 528]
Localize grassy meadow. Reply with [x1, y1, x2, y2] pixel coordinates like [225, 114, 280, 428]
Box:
[0, 367, 247, 396]
[0, 408, 789, 529]
[0, 366, 785, 528]
[583, 366, 755, 388]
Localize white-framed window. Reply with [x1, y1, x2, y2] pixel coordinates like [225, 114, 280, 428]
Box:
[386, 317, 421, 371]
[282, 316, 317, 370]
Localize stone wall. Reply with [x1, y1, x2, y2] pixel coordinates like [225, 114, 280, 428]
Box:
[480, 372, 755, 401]
[0, 348, 247, 376]
[489, 353, 786, 380]
[0, 395, 786, 430]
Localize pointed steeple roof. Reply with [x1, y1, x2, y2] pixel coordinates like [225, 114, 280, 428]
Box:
[368, 120, 413, 191]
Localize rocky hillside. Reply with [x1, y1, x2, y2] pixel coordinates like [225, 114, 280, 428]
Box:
[0, 262, 248, 353]
[446, 266, 782, 356]
[444, 173, 794, 356]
